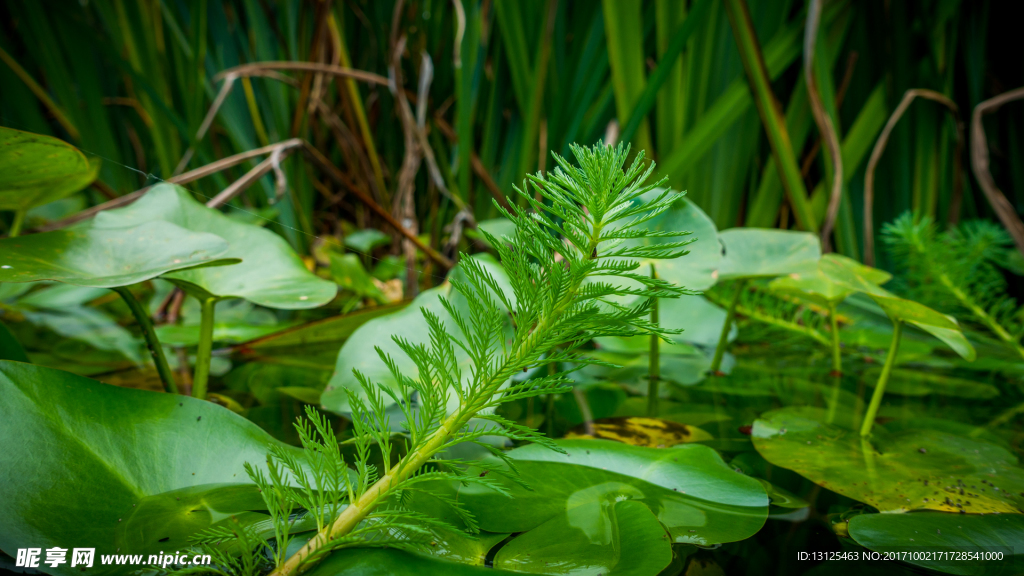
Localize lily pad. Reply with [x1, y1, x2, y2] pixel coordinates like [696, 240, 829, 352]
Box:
[457, 439, 769, 546]
[0, 360, 300, 575]
[819, 257, 976, 360]
[494, 499, 673, 576]
[0, 126, 101, 212]
[595, 295, 734, 350]
[716, 228, 821, 281]
[631, 194, 721, 291]
[849, 512, 1024, 576]
[91, 184, 336, 309]
[770, 254, 891, 306]
[0, 221, 237, 288]
[322, 255, 513, 416]
[752, 407, 1024, 514]
[564, 417, 713, 447]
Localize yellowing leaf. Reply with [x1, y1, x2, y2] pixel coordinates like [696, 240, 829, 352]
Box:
[565, 416, 713, 447]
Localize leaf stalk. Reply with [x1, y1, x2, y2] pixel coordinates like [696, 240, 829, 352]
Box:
[191, 297, 216, 399]
[112, 286, 178, 394]
[860, 320, 902, 437]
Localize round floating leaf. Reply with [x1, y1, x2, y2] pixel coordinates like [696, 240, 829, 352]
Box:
[849, 512, 1024, 576]
[564, 417, 713, 447]
[92, 184, 336, 308]
[716, 228, 821, 281]
[752, 407, 1024, 514]
[596, 295, 734, 350]
[322, 255, 513, 416]
[494, 499, 673, 576]
[0, 360, 299, 576]
[770, 254, 891, 306]
[0, 221, 237, 288]
[633, 195, 721, 291]
[458, 439, 768, 546]
[819, 258, 975, 360]
[0, 126, 101, 211]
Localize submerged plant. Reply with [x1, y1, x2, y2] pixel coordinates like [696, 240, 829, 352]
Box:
[194, 142, 693, 576]
[883, 212, 1024, 359]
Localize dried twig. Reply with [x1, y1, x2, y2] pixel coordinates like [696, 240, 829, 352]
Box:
[863, 89, 963, 265]
[804, 0, 843, 252]
[970, 86, 1024, 257]
[212, 61, 388, 86]
[301, 143, 454, 269]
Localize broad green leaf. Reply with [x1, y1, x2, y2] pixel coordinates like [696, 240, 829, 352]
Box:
[849, 512, 1024, 576]
[819, 257, 976, 360]
[0, 361, 299, 576]
[397, 487, 510, 566]
[306, 549, 526, 576]
[115, 484, 268, 556]
[716, 228, 821, 281]
[752, 407, 1024, 514]
[343, 228, 391, 253]
[0, 126, 100, 211]
[91, 184, 336, 309]
[595, 295, 734, 350]
[17, 284, 109, 308]
[635, 196, 721, 291]
[770, 254, 891, 306]
[495, 499, 673, 576]
[23, 306, 142, 363]
[0, 221, 237, 288]
[458, 439, 768, 545]
[583, 349, 711, 390]
[322, 255, 513, 416]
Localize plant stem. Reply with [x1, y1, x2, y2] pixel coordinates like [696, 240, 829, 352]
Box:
[271, 222, 609, 576]
[710, 279, 746, 374]
[8, 209, 26, 237]
[647, 264, 660, 417]
[191, 297, 216, 400]
[828, 302, 842, 374]
[860, 320, 902, 437]
[938, 273, 1024, 359]
[112, 286, 178, 394]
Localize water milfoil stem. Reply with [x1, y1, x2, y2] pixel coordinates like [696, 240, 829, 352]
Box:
[247, 143, 693, 576]
[710, 279, 746, 374]
[647, 264, 660, 417]
[191, 297, 216, 400]
[829, 302, 842, 374]
[860, 320, 902, 436]
[113, 286, 178, 394]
